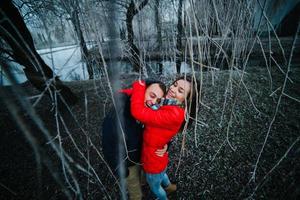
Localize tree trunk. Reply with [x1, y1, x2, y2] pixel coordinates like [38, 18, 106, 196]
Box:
[126, 0, 140, 72]
[0, 0, 77, 105]
[71, 8, 94, 79]
[155, 0, 163, 74]
[176, 0, 184, 74]
[126, 0, 149, 73]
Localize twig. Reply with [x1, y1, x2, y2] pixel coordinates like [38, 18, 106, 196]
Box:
[0, 182, 17, 196]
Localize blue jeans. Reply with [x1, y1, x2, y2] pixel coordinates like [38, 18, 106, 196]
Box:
[145, 169, 171, 200]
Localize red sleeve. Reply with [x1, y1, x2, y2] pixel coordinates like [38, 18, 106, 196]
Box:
[118, 88, 132, 96]
[130, 81, 185, 129]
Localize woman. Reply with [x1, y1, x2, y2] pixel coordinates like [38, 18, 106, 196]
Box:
[130, 75, 200, 200]
[102, 80, 167, 200]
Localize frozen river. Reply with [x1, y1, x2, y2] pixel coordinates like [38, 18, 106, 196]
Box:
[1, 45, 89, 86]
[1, 44, 191, 86]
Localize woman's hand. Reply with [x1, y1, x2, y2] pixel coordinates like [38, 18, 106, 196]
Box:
[155, 144, 168, 157]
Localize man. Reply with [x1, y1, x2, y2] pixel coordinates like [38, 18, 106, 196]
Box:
[102, 80, 167, 199]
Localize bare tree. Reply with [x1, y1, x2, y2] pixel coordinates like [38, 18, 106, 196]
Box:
[0, 0, 77, 105]
[60, 0, 94, 79]
[155, 0, 163, 74]
[176, 0, 184, 74]
[125, 0, 149, 72]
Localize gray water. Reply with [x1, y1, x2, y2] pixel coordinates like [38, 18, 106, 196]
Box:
[1, 45, 191, 86]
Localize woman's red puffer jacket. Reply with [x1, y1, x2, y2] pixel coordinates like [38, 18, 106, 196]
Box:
[130, 81, 185, 174]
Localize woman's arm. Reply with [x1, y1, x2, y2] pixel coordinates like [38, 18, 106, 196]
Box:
[130, 81, 185, 129]
[118, 88, 132, 96]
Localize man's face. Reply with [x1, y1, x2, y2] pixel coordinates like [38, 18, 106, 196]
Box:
[144, 83, 164, 107]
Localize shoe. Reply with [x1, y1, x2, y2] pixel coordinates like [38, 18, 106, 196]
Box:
[164, 183, 177, 194]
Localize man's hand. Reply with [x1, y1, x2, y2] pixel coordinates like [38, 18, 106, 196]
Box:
[138, 79, 145, 86]
[155, 144, 168, 157]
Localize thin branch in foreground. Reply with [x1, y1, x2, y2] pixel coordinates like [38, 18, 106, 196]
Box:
[247, 136, 300, 199]
[0, 182, 17, 196]
[246, 18, 299, 193]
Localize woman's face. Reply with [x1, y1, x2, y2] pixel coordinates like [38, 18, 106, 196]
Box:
[166, 79, 191, 103]
[144, 83, 164, 107]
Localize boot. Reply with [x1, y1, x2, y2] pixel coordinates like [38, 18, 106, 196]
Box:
[164, 183, 177, 194]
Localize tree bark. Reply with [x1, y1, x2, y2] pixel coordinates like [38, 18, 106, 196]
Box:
[176, 0, 184, 74]
[70, 1, 93, 79]
[126, 0, 149, 72]
[155, 0, 163, 74]
[0, 0, 77, 105]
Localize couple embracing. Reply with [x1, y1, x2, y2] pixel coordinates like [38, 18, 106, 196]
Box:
[102, 75, 200, 200]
